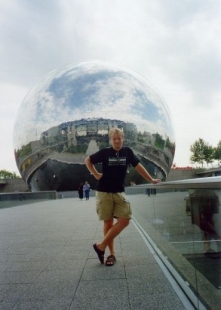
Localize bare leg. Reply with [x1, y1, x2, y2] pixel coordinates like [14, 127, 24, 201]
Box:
[97, 218, 130, 251]
[103, 219, 115, 255]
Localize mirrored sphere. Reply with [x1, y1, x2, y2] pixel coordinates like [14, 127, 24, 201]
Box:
[13, 61, 175, 191]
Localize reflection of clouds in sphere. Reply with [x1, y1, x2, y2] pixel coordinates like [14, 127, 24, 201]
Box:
[13, 61, 175, 191]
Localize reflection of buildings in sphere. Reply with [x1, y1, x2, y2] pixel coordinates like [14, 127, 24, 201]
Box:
[13, 61, 175, 191]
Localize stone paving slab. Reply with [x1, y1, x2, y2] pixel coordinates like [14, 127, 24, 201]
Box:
[0, 196, 188, 309]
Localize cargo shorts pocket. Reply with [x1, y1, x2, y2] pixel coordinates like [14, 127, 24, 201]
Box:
[119, 193, 131, 207]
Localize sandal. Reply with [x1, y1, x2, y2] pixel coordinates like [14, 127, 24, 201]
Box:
[105, 255, 116, 266]
[93, 244, 105, 264]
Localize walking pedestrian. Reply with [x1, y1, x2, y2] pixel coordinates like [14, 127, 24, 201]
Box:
[83, 181, 90, 200]
[78, 182, 84, 200]
[85, 128, 161, 266]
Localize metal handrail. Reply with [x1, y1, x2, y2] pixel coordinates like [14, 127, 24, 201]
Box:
[134, 176, 221, 189]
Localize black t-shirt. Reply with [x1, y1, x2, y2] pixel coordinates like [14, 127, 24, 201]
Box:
[90, 146, 140, 193]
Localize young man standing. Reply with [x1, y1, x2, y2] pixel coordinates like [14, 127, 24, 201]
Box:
[85, 128, 161, 266]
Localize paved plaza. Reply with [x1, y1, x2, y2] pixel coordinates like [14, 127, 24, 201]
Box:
[0, 195, 193, 309]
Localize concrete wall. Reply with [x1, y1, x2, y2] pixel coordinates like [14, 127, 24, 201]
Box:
[0, 178, 29, 193]
[0, 191, 57, 208]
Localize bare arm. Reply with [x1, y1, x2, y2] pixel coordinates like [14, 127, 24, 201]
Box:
[85, 156, 102, 180]
[135, 163, 161, 184]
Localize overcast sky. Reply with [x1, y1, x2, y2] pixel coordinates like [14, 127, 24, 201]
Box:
[0, 0, 220, 174]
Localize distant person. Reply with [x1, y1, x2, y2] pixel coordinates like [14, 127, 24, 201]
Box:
[78, 183, 84, 200]
[83, 181, 90, 200]
[146, 188, 151, 196]
[190, 189, 221, 258]
[85, 127, 161, 266]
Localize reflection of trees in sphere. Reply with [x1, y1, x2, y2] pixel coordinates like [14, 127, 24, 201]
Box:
[13, 61, 175, 191]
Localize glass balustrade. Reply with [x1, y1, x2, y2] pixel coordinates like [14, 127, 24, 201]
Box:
[130, 176, 221, 310]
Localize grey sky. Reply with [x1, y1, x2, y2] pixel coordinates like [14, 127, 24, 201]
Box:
[0, 0, 220, 173]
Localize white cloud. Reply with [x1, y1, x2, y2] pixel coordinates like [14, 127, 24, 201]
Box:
[0, 83, 28, 173]
[0, 0, 220, 173]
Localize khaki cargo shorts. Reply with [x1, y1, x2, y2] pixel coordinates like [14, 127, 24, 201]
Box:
[96, 191, 132, 221]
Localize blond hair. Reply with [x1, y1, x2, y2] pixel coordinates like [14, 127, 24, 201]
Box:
[108, 128, 124, 138]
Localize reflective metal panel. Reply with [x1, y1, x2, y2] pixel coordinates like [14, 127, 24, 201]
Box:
[13, 61, 175, 191]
